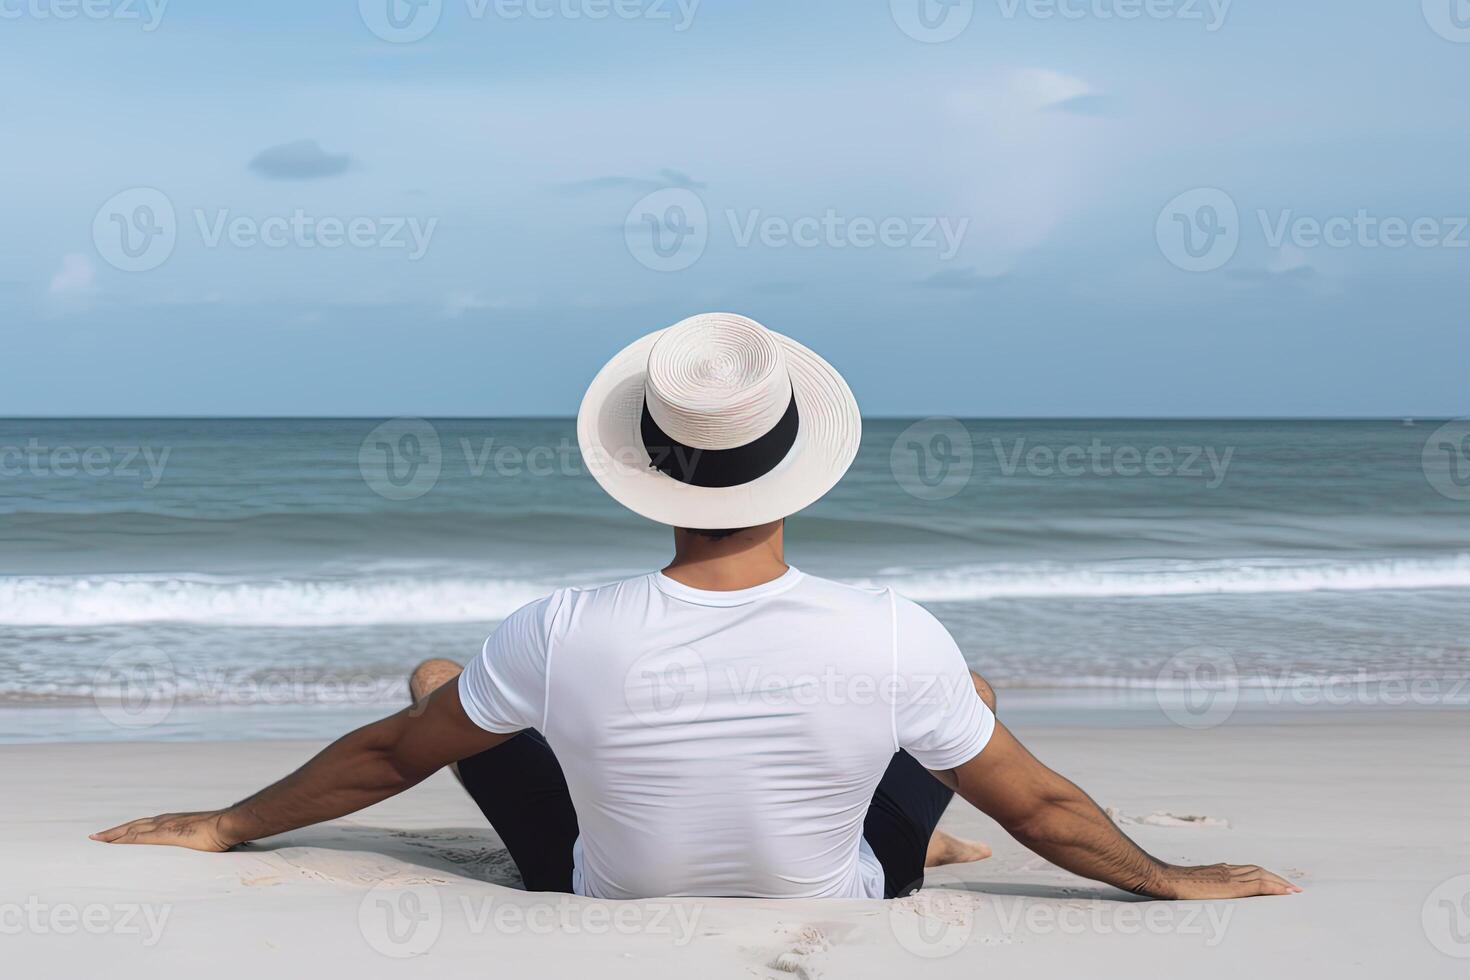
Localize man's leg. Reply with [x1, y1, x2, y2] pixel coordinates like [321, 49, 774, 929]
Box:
[865, 750, 958, 897]
[410, 659, 468, 782]
[408, 659, 579, 893]
[869, 670, 996, 896]
[409, 657, 465, 702]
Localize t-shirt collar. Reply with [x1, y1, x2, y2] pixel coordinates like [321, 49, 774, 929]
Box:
[652, 565, 804, 607]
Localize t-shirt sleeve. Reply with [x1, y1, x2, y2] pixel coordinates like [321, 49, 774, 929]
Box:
[458, 594, 556, 734]
[891, 593, 996, 771]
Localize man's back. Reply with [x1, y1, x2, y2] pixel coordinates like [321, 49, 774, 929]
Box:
[458, 568, 993, 900]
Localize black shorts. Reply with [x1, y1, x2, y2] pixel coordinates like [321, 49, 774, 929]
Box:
[456, 731, 953, 899]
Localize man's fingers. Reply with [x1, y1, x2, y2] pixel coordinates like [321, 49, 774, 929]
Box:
[90, 826, 141, 844]
[1251, 868, 1302, 895]
[90, 822, 137, 842]
[90, 817, 158, 843]
[1225, 864, 1300, 896]
[95, 826, 167, 846]
[1249, 877, 1294, 896]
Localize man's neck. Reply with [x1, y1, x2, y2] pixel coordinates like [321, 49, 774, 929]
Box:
[662, 520, 788, 592]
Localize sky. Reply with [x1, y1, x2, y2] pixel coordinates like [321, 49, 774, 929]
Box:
[2, 0, 1468, 417]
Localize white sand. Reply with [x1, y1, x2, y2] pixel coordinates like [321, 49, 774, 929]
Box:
[5, 709, 1467, 978]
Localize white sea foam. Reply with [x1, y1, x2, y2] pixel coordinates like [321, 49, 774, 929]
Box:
[0, 574, 555, 626]
[853, 554, 1470, 602]
[1, 554, 1468, 626]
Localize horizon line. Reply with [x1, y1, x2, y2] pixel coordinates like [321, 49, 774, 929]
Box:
[0, 415, 1454, 423]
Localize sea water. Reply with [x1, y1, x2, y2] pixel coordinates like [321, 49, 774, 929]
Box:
[2, 418, 1467, 740]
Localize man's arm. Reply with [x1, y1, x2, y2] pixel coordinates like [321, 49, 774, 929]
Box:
[91, 682, 509, 850]
[939, 719, 1300, 900]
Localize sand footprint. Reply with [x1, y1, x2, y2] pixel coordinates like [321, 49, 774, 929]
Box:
[766, 923, 839, 979]
[1106, 807, 1230, 829]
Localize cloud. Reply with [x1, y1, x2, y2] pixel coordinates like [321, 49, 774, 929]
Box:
[49, 253, 95, 295]
[916, 266, 1002, 290]
[553, 169, 705, 195]
[978, 69, 1113, 116]
[750, 280, 805, 294]
[248, 139, 354, 180]
[1009, 68, 1094, 111]
[1270, 244, 1313, 274]
[444, 290, 491, 319]
[1224, 265, 1316, 284]
[1046, 94, 1115, 117]
[938, 69, 1113, 275]
[441, 290, 537, 319]
[1225, 245, 1318, 283]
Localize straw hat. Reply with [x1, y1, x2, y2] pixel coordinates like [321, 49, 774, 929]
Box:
[577, 313, 862, 528]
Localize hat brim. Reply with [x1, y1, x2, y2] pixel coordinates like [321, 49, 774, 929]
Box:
[577, 328, 861, 528]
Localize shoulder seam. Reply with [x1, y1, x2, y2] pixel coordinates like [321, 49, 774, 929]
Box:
[887, 587, 899, 753]
[806, 573, 886, 597]
[541, 588, 571, 732]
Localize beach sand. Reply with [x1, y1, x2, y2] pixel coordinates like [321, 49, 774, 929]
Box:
[5, 708, 1466, 978]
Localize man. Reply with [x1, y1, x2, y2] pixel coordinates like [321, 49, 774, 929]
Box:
[94, 313, 1298, 902]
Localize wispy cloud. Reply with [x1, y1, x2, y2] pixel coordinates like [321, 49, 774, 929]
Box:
[1225, 245, 1318, 284]
[248, 139, 354, 180]
[441, 289, 538, 319]
[1009, 68, 1094, 111]
[444, 290, 491, 319]
[938, 68, 1113, 275]
[916, 266, 1001, 290]
[751, 280, 805, 294]
[971, 69, 1114, 117]
[1046, 94, 1115, 117]
[553, 168, 705, 195]
[49, 253, 95, 295]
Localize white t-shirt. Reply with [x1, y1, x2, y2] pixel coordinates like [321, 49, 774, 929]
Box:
[458, 567, 995, 900]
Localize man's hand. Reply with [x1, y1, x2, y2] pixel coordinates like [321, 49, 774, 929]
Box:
[1148, 862, 1301, 899]
[950, 720, 1300, 900]
[91, 810, 238, 852]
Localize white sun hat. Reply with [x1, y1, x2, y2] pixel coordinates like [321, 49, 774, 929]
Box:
[576, 313, 862, 529]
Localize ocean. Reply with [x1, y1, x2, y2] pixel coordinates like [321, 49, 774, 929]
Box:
[2, 417, 1468, 741]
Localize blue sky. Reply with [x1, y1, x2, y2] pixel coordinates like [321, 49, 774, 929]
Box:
[3, 0, 1467, 416]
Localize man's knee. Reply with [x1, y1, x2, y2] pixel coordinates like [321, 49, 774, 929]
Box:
[969, 671, 996, 713]
[410, 658, 463, 702]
